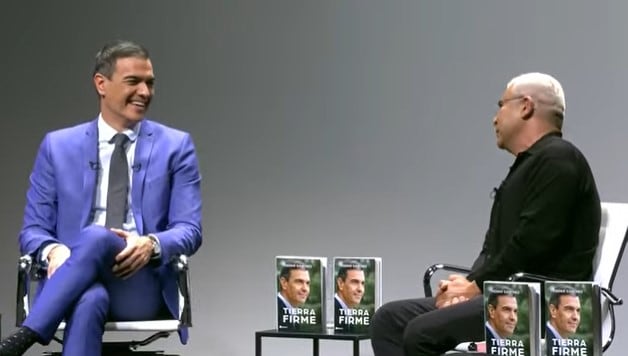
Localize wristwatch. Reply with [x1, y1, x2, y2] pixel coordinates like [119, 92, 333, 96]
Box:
[147, 234, 161, 257]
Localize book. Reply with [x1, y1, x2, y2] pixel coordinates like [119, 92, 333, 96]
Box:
[275, 256, 327, 332]
[332, 257, 382, 334]
[484, 281, 541, 356]
[544, 281, 602, 356]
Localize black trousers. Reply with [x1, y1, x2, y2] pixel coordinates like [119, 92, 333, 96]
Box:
[370, 296, 485, 356]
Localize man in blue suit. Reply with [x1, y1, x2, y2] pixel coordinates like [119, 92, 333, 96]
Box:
[0, 40, 202, 356]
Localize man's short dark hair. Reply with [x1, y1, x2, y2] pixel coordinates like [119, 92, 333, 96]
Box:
[548, 285, 579, 307]
[336, 260, 364, 282]
[487, 286, 517, 309]
[93, 40, 150, 78]
[279, 260, 308, 281]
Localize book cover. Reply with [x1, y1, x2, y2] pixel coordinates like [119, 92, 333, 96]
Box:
[332, 257, 382, 334]
[275, 256, 327, 332]
[484, 281, 541, 356]
[544, 282, 602, 356]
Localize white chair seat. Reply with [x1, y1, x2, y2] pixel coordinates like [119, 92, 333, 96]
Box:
[55, 320, 181, 332]
[16, 255, 193, 351]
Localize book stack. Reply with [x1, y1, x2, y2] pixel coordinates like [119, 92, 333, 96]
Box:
[544, 282, 601, 356]
[482, 281, 603, 356]
[483, 281, 541, 356]
[276, 256, 327, 332]
[332, 257, 382, 334]
[275, 255, 382, 333]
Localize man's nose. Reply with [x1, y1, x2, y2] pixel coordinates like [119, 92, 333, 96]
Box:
[137, 82, 151, 96]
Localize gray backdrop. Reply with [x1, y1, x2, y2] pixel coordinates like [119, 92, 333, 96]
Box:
[1, 1, 627, 355]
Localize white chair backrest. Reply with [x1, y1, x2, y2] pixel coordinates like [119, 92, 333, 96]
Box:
[594, 202, 628, 348]
[594, 202, 628, 288]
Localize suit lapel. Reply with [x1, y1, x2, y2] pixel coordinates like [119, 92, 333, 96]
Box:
[131, 120, 155, 235]
[81, 120, 99, 227]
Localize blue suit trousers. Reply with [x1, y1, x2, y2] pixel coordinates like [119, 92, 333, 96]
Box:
[24, 225, 165, 356]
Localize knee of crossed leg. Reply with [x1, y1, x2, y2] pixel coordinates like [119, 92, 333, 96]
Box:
[370, 302, 394, 338]
[75, 225, 125, 264]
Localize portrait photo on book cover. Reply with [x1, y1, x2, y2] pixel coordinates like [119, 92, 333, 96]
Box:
[484, 283, 536, 356]
[333, 257, 380, 333]
[276, 257, 324, 332]
[545, 282, 598, 356]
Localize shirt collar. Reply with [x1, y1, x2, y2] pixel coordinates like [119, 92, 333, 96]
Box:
[546, 321, 564, 340]
[485, 321, 503, 340]
[277, 292, 293, 309]
[509, 131, 562, 173]
[335, 293, 349, 309]
[518, 131, 562, 158]
[97, 114, 141, 143]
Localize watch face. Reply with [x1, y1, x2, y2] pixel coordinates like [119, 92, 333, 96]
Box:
[148, 235, 160, 256]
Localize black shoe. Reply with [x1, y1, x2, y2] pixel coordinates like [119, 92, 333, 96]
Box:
[0, 327, 38, 356]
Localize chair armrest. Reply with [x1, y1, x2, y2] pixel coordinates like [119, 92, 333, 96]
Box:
[601, 287, 623, 306]
[422, 263, 472, 297]
[16, 255, 32, 326]
[507, 272, 560, 283]
[172, 255, 192, 327]
[600, 286, 622, 351]
[16, 255, 47, 326]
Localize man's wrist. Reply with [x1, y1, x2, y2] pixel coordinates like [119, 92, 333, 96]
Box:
[466, 281, 481, 298]
[147, 234, 161, 257]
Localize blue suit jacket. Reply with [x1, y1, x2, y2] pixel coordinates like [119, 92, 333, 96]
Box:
[19, 118, 202, 343]
[485, 325, 497, 341]
[546, 322, 562, 345]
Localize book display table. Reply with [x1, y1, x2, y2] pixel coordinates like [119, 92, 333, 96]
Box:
[255, 329, 369, 356]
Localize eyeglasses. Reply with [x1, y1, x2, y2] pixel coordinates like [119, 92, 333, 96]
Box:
[497, 95, 525, 108]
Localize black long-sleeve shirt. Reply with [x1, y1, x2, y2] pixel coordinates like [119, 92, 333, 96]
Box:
[467, 132, 601, 288]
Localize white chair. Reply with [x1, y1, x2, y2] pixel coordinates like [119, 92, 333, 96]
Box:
[16, 254, 192, 355]
[423, 201, 628, 353]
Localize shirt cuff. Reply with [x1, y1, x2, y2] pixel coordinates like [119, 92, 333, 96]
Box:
[40, 243, 62, 265]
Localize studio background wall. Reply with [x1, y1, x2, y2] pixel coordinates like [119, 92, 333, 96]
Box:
[1, 1, 627, 355]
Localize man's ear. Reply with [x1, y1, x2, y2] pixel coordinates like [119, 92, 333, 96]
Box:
[337, 277, 344, 291]
[487, 304, 495, 318]
[549, 304, 558, 318]
[93, 73, 107, 96]
[279, 276, 288, 291]
[520, 96, 535, 120]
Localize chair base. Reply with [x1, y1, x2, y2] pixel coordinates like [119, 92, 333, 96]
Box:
[42, 341, 180, 356]
[44, 346, 179, 356]
[43, 353, 179, 356]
